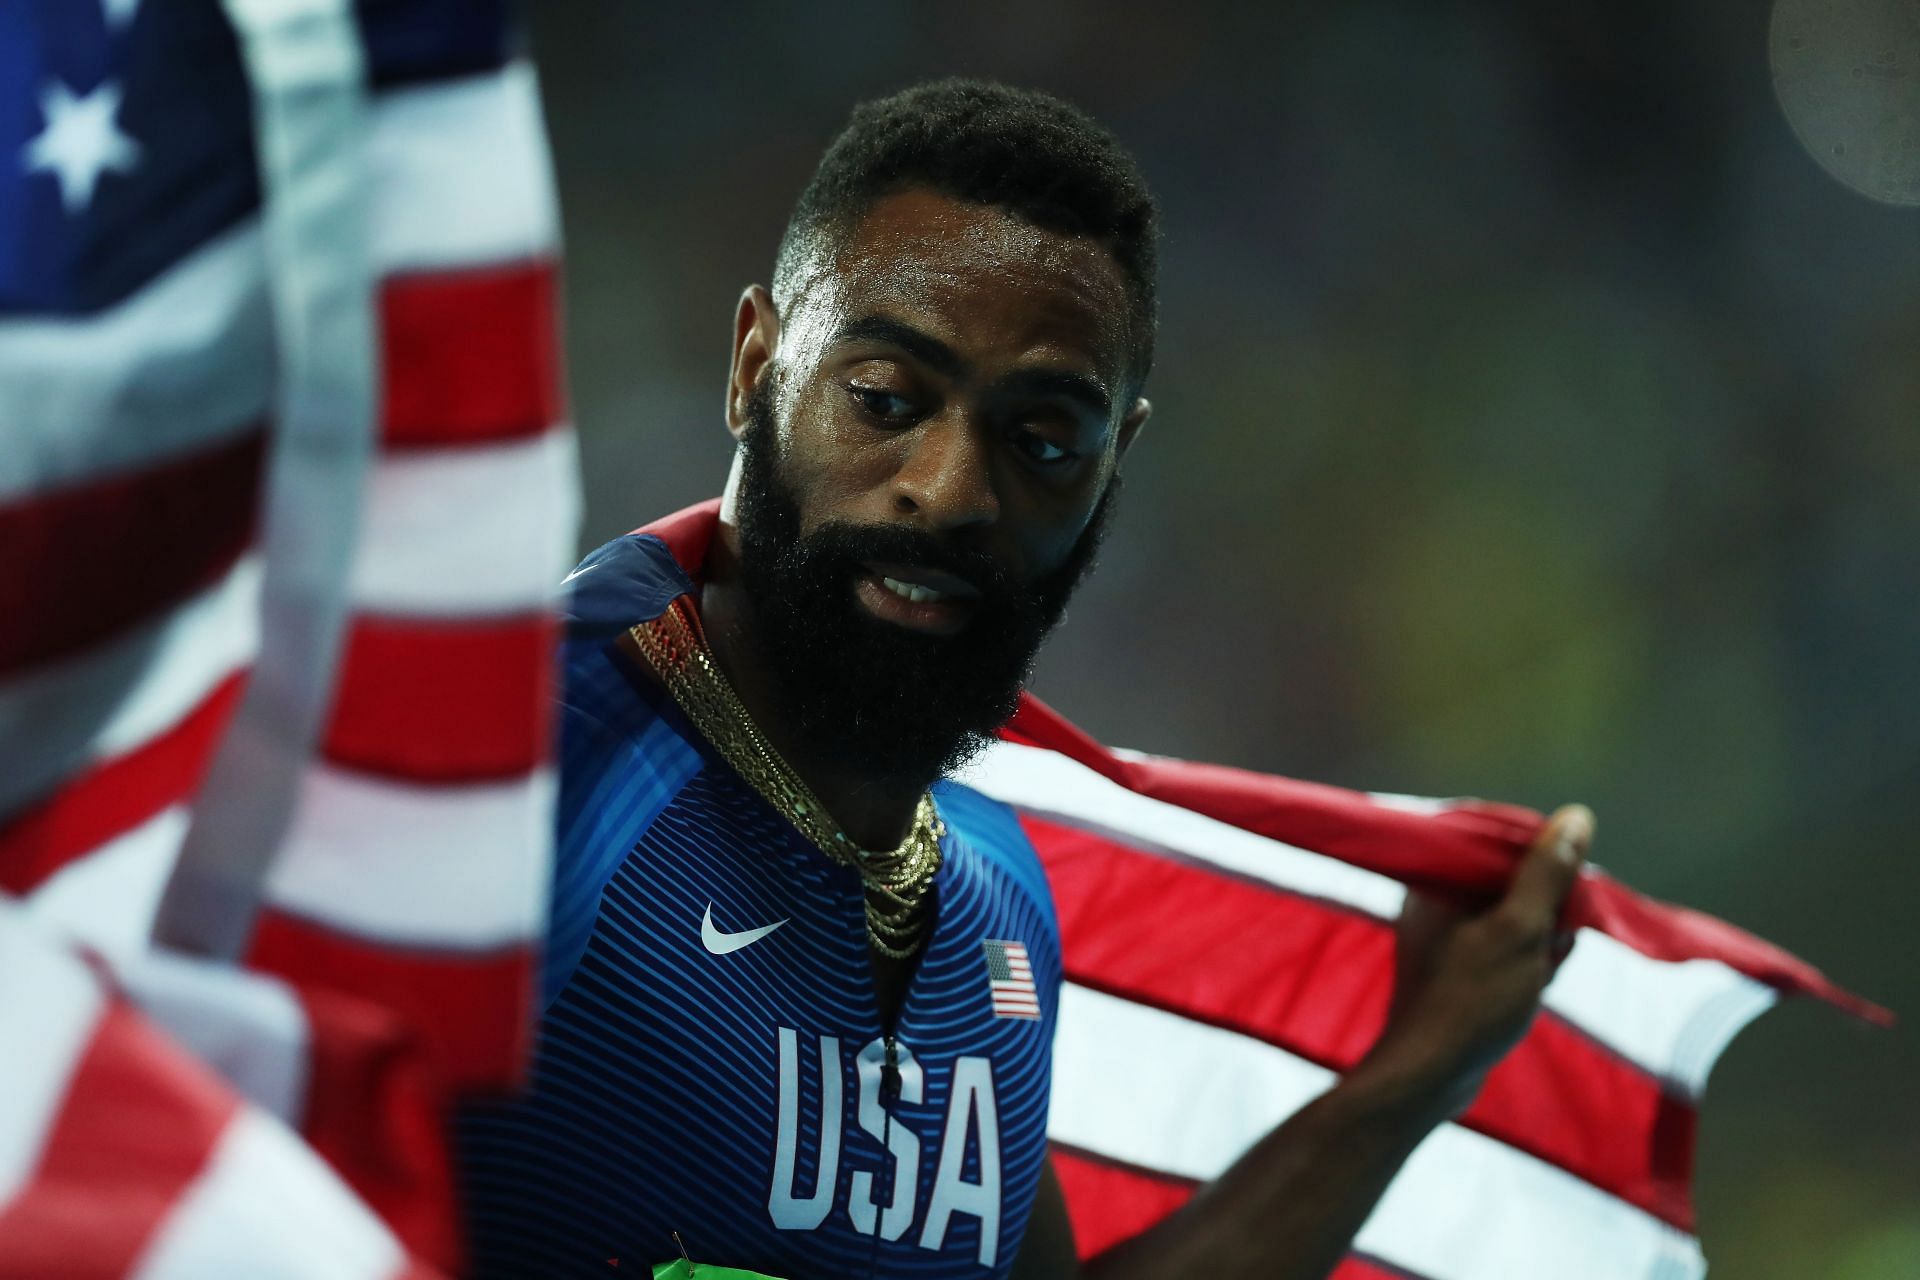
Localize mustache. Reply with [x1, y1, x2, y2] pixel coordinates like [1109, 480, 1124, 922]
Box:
[787, 521, 1021, 605]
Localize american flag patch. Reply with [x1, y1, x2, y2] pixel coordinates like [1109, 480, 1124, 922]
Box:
[982, 939, 1041, 1020]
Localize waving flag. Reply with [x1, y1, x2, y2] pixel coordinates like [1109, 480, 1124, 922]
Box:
[2, 0, 572, 1270]
[0, 901, 440, 1279]
[960, 698, 1887, 1280]
[3, 0, 570, 1083]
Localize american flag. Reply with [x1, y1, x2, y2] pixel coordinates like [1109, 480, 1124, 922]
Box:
[958, 696, 1887, 1279]
[984, 938, 1043, 1020]
[0, 898, 442, 1278]
[2, 0, 571, 1272]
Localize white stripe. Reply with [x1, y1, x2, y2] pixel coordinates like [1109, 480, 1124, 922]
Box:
[1050, 984, 1705, 1280]
[369, 61, 560, 273]
[0, 222, 270, 504]
[26, 807, 190, 957]
[957, 740, 1409, 918]
[156, 0, 379, 963]
[131, 1106, 403, 1280]
[970, 740, 1780, 1093]
[1542, 929, 1777, 1097]
[0, 556, 260, 819]
[0, 901, 107, 1208]
[347, 429, 580, 616]
[265, 764, 555, 949]
[113, 949, 311, 1126]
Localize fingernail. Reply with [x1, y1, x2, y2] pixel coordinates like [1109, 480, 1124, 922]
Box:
[1555, 806, 1593, 863]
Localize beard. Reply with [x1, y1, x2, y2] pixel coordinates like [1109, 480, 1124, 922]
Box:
[731, 380, 1118, 788]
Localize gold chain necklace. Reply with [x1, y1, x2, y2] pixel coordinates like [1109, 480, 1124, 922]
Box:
[627, 598, 944, 959]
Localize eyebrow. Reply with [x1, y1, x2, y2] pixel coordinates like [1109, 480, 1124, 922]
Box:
[834, 315, 965, 379]
[831, 313, 1113, 421]
[995, 368, 1112, 422]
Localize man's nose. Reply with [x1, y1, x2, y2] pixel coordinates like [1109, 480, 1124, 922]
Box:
[889, 414, 1000, 531]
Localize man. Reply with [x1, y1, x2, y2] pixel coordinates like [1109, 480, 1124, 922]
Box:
[456, 78, 1593, 1279]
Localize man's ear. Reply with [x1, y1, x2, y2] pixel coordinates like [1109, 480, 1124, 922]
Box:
[726, 284, 781, 441]
[1116, 396, 1151, 461]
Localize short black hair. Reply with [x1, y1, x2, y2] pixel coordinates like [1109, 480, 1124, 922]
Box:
[773, 78, 1160, 398]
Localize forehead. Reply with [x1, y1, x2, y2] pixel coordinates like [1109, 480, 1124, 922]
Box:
[805, 188, 1134, 381]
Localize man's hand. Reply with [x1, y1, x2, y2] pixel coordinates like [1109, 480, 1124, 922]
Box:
[1361, 803, 1594, 1122]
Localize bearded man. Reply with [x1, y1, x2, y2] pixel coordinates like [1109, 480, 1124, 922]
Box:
[456, 78, 1593, 1280]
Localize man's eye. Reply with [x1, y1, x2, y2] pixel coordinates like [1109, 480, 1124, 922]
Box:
[850, 385, 917, 422]
[1010, 429, 1074, 466]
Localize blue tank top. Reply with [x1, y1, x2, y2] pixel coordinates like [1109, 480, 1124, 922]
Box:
[456, 519, 1063, 1280]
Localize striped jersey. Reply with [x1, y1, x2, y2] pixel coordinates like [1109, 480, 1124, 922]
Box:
[456, 502, 1064, 1280]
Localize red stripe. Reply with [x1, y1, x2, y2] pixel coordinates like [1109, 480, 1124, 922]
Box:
[1051, 1150, 1432, 1279]
[1005, 694, 1890, 1024]
[380, 261, 563, 447]
[323, 613, 555, 783]
[1051, 1147, 1194, 1260]
[0, 672, 248, 895]
[248, 909, 534, 1092]
[295, 981, 461, 1274]
[0, 427, 264, 677]
[1028, 814, 1699, 1231]
[1004, 694, 1540, 896]
[0, 998, 238, 1275]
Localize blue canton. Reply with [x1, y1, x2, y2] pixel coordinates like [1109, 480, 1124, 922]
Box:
[2, 0, 513, 316]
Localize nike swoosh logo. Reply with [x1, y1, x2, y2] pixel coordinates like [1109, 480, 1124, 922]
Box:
[561, 561, 599, 585]
[701, 903, 789, 955]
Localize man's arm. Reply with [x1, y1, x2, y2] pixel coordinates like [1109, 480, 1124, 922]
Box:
[1012, 805, 1594, 1280]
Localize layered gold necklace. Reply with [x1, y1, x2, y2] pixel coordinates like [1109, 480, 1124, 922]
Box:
[627, 598, 944, 959]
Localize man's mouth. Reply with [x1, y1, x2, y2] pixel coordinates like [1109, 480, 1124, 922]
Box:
[852, 561, 983, 635]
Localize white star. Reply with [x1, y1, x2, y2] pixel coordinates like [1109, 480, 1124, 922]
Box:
[103, 0, 141, 29]
[22, 79, 141, 214]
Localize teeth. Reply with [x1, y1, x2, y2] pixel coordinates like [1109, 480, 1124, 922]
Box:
[881, 575, 946, 605]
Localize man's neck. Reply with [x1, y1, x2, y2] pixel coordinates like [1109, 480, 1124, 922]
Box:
[697, 537, 930, 853]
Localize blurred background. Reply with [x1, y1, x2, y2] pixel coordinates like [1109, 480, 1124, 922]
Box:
[525, 3, 1917, 1275]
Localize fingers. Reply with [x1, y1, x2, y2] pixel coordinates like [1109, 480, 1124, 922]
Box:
[1393, 891, 1467, 979]
[1500, 804, 1594, 931]
[1390, 890, 1459, 1020]
[1550, 929, 1577, 967]
[1396, 890, 1462, 946]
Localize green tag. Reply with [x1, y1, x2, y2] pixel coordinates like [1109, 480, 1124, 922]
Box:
[649, 1259, 786, 1280]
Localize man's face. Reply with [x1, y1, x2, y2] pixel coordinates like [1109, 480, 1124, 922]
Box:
[726, 188, 1147, 786]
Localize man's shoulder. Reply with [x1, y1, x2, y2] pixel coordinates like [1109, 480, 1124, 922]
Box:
[552, 529, 702, 771]
[561, 531, 694, 642]
[562, 497, 724, 642]
[934, 776, 1060, 952]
